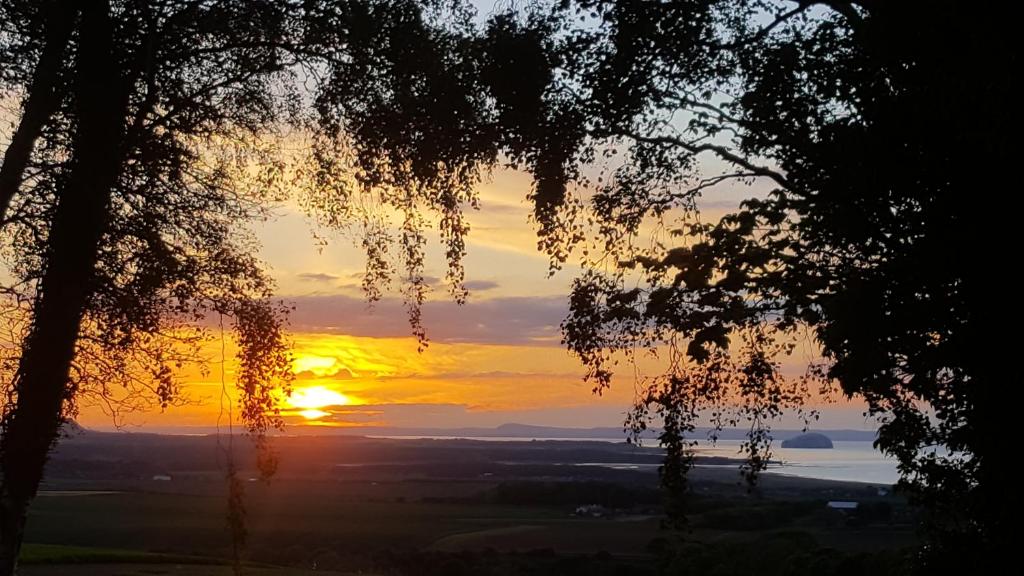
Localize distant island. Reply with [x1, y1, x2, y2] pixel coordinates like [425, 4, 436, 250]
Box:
[781, 432, 834, 449]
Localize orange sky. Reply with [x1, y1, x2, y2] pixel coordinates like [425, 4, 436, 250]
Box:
[0, 90, 876, 434]
[69, 163, 874, 433]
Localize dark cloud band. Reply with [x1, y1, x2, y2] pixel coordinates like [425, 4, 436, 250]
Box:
[285, 294, 566, 345]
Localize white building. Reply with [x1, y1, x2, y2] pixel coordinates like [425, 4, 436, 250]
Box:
[827, 501, 858, 511]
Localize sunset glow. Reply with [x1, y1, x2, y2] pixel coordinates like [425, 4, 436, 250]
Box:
[298, 409, 331, 420]
[292, 355, 346, 377]
[288, 386, 351, 410]
[71, 171, 865, 432]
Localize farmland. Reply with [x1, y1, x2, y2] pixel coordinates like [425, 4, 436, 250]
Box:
[21, 432, 916, 575]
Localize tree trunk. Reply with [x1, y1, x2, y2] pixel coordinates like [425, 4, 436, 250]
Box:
[0, 1, 77, 225]
[0, 1, 125, 574]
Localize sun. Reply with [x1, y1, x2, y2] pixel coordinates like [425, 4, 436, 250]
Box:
[288, 386, 351, 420]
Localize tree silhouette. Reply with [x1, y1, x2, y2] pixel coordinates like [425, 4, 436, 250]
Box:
[500, 0, 1014, 566]
[0, 1, 1013, 571]
[0, 1, 503, 573]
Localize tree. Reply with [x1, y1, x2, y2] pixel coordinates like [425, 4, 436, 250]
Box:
[0, 0, 76, 225]
[0, 1, 503, 573]
[2, 0, 1011, 570]
[498, 0, 1015, 567]
[0, 1, 301, 571]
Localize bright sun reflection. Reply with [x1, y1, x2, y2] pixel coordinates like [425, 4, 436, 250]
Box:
[288, 386, 351, 420]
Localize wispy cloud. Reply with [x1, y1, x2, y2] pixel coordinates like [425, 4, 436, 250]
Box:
[297, 272, 341, 283]
[286, 294, 566, 345]
[464, 279, 500, 291]
[280, 401, 633, 428]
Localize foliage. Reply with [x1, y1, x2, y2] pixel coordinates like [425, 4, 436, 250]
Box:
[0, 0, 1011, 568]
[0, 0, 525, 471]
[485, 481, 662, 508]
[1, 0, 303, 431]
[472, 0, 1012, 563]
[0, 0, 524, 571]
[654, 531, 910, 576]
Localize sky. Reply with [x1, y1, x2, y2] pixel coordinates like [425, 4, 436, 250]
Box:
[73, 162, 877, 434]
[0, 4, 876, 434]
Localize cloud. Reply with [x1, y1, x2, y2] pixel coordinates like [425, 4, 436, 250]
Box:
[297, 272, 341, 283]
[463, 279, 500, 291]
[295, 366, 355, 380]
[414, 370, 581, 381]
[286, 294, 566, 345]
[278, 400, 876, 431]
[279, 402, 633, 429]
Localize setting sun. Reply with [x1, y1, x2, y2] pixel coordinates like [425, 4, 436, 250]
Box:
[297, 409, 331, 420]
[289, 386, 350, 409]
[288, 386, 351, 420]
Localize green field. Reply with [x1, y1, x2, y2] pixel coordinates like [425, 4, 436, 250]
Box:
[22, 479, 916, 575]
[29, 485, 573, 557]
[19, 543, 351, 576]
[25, 434, 916, 575]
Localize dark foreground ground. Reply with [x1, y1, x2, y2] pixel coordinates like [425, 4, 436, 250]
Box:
[21, 431, 917, 575]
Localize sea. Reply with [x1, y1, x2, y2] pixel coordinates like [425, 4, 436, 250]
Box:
[697, 439, 898, 485]
[373, 435, 899, 485]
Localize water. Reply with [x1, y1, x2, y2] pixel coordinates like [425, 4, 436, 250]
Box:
[372, 435, 631, 443]
[371, 434, 899, 485]
[697, 439, 898, 485]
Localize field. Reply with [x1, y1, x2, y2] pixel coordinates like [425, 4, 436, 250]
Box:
[19, 543, 345, 575]
[20, 432, 917, 575]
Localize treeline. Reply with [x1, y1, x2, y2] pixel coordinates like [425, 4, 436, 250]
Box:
[651, 532, 910, 576]
[484, 481, 663, 508]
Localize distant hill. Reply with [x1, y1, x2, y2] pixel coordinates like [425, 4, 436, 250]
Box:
[307, 422, 878, 442]
[74, 422, 878, 442]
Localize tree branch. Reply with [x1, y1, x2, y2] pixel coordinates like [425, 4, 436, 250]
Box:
[620, 132, 794, 193]
[0, 1, 77, 225]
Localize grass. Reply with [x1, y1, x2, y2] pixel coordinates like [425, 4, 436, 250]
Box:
[20, 564, 353, 576]
[20, 543, 216, 566]
[25, 485, 572, 557]
[21, 481, 915, 574]
[19, 544, 360, 576]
